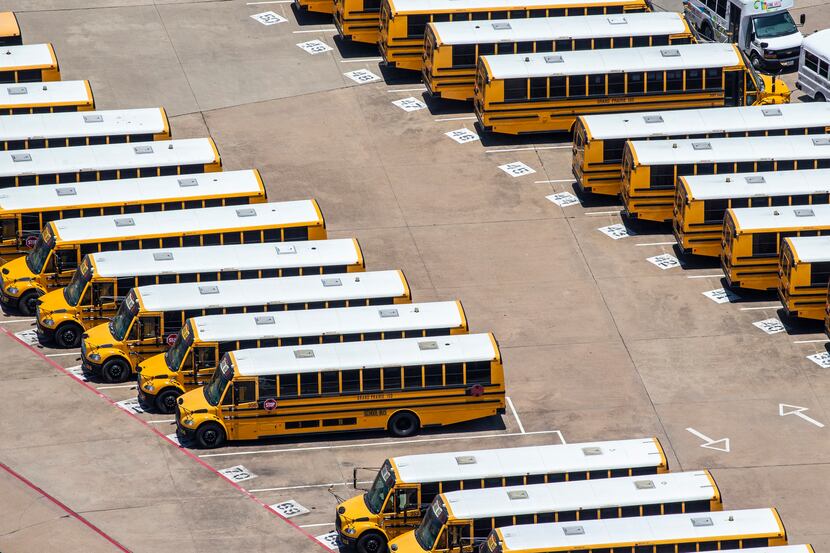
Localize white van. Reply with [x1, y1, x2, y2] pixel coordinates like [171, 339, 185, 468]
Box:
[683, 0, 803, 71]
[797, 29, 830, 101]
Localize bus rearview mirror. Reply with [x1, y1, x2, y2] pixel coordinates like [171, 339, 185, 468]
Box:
[800, 13, 806, 25]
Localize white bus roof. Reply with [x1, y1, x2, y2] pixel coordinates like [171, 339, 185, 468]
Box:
[580, 103, 830, 141]
[0, 108, 167, 142]
[443, 471, 714, 520]
[682, 169, 830, 200]
[495, 509, 783, 551]
[802, 28, 830, 54]
[0, 170, 263, 213]
[0, 138, 217, 178]
[88, 239, 360, 278]
[729, 204, 830, 232]
[189, 301, 464, 342]
[431, 12, 686, 46]
[229, 332, 495, 377]
[390, 0, 641, 14]
[50, 200, 320, 243]
[0, 44, 56, 70]
[629, 134, 830, 166]
[785, 236, 830, 263]
[483, 43, 739, 80]
[0, 80, 91, 108]
[135, 270, 407, 312]
[392, 438, 663, 484]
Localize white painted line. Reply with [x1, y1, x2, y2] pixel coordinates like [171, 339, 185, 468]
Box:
[779, 403, 825, 428]
[585, 210, 621, 216]
[688, 274, 723, 279]
[506, 396, 525, 434]
[387, 87, 425, 92]
[147, 419, 176, 424]
[485, 145, 570, 153]
[794, 338, 828, 344]
[635, 241, 675, 247]
[300, 523, 336, 528]
[341, 57, 383, 63]
[739, 305, 779, 311]
[293, 28, 338, 33]
[45, 351, 80, 358]
[250, 480, 372, 493]
[96, 384, 136, 390]
[0, 318, 33, 324]
[247, 0, 292, 4]
[434, 116, 477, 122]
[200, 429, 565, 458]
[535, 179, 572, 184]
[685, 427, 730, 452]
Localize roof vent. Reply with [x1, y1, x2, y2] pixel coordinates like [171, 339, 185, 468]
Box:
[634, 479, 656, 490]
[581, 446, 603, 456]
[660, 48, 680, 57]
[812, 137, 830, 146]
[153, 252, 174, 261]
[419, 340, 439, 350]
[562, 526, 585, 536]
[294, 349, 315, 359]
[235, 208, 256, 217]
[643, 115, 663, 124]
[607, 16, 627, 24]
[55, 186, 76, 196]
[7, 86, 26, 95]
[744, 175, 766, 184]
[507, 490, 529, 500]
[255, 315, 275, 325]
[114, 217, 135, 227]
[492, 22, 511, 30]
[379, 308, 399, 318]
[178, 177, 198, 187]
[692, 142, 712, 151]
[11, 153, 31, 162]
[133, 145, 153, 154]
[455, 455, 477, 465]
[794, 208, 815, 217]
[198, 285, 219, 295]
[322, 277, 342, 287]
[83, 114, 104, 123]
[544, 55, 563, 63]
[691, 517, 714, 528]
[761, 107, 782, 117]
[276, 244, 297, 255]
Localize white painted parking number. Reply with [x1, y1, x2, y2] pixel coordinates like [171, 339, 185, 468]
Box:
[297, 40, 333, 55]
[250, 11, 287, 25]
[445, 128, 479, 144]
[392, 97, 427, 112]
[316, 531, 342, 551]
[546, 192, 580, 207]
[597, 224, 631, 240]
[702, 288, 740, 304]
[115, 398, 144, 414]
[270, 500, 310, 518]
[344, 69, 381, 84]
[752, 317, 786, 335]
[219, 465, 257, 482]
[14, 329, 39, 346]
[646, 253, 680, 270]
[807, 351, 830, 368]
[66, 365, 88, 382]
[498, 161, 536, 177]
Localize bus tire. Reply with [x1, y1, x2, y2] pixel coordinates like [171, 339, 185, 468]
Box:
[55, 323, 83, 348]
[195, 422, 225, 449]
[102, 357, 131, 383]
[19, 291, 40, 316]
[356, 531, 387, 553]
[750, 53, 763, 70]
[155, 389, 182, 414]
[816, 92, 826, 102]
[388, 411, 420, 438]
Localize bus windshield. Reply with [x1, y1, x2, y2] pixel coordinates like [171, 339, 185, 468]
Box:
[365, 460, 396, 514]
[25, 236, 52, 274]
[165, 327, 192, 372]
[63, 268, 90, 306]
[203, 359, 233, 406]
[753, 11, 797, 39]
[414, 498, 448, 552]
[109, 300, 135, 341]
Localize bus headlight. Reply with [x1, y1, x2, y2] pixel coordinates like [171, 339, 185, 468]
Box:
[42, 318, 55, 327]
[144, 384, 155, 392]
[183, 418, 193, 426]
[344, 527, 356, 535]
[764, 50, 777, 58]
[88, 353, 101, 362]
[5, 286, 18, 295]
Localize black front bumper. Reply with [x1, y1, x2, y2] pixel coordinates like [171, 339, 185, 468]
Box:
[0, 290, 20, 311]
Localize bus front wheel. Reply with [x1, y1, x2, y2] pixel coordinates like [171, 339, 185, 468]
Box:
[356, 531, 388, 553]
[55, 323, 83, 348]
[388, 411, 420, 438]
[102, 358, 131, 383]
[155, 389, 182, 414]
[195, 422, 226, 449]
[19, 292, 40, 316]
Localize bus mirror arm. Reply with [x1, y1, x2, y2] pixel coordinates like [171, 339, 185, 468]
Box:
[800, 13, 806, 26]
[328, 485, 348, 504]
[351, 466, 380, 491]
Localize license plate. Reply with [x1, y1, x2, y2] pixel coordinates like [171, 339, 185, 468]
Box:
[782, 60, 794, 66]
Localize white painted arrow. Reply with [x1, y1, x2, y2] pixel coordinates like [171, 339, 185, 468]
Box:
[685, 427, 730, 452]
[779, 404, 825, 428]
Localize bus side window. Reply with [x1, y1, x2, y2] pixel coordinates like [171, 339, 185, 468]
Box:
[91, 281, 114, 305]
[448, 524, 471, 551]
[194, 347, 216, 371]
[396, 488, 417, 512]
[139, 316, 159, 340]
[235, 381, 256, 405]
[54, 249, 78, 273]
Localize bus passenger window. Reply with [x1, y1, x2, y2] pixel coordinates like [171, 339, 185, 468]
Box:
[321, 371, 339, 394]
[504, 78, 528, 100]
[425, 364, 442, 387]
[703, 199, 728, 223]
[805, 51, 819, 72]
[491, 11, 507, 19]
[612, 37, 631, 48]
[495, 42, 515, 55]
[627, 72, 645, 94]
[383, 366, 402, 390]
[404, 365, 422, 389]
[530, 77, 547, 99]
[686, 69, 703, 90]
[362, 368, 381, 391]
[300, 372, 320, 396]
[608, 73, 624, 95]
[574, 38, 591, 50]
[555, 39, 572, 52]
[548, 8, 564, 16]
[445, 363, 463, 385]
[452, 44, 476, 67]
[704, 68, 723, 90]
[139, 316, 159, 340]
[466, 361, 491, 385]
[633, 35, 649, 47]
[568, 76, 586, 97]
[517, 41, 533, 54]
[406, 15, 428, 37]
[646, 71, 663, 93]
[752, 233, 778, 256]
[550, 77, 566, 98]
[594, 38, 610, 50]
[258, 376, 277, 398]
[341, 370, 360, 393]
[588, 75, 605, 96]
[91, 281, 114, 305]
[234, 381, 256, 404]
[651, 35, 669, 46]
[819, 59, 830, 79]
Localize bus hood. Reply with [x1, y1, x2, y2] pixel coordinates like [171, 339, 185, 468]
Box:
[337, 493, 380, 537]
[388, 529, 423, 552]
[83, 322, 117, 355]
[37, 287, 72, 317]
[759, 30, 803, 52]
[137, 353, 170, 380]
[1, 256, 35, 289]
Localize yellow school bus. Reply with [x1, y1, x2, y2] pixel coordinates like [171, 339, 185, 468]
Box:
[721, 204, 830, 292]
[334, 0, 383, 45]
[336, 438, 668, 553]
[388, 471, 721, 553]
[137, 300, 467, 414]
[0, 13, 21, 46]
[295, 0, 335, 15]
[0, 44, 61, 83]
[175, 332, 505, 448]
[0, 80, 95, 115]
[779, 237, 830, 321]
[481, 509, 788, 553]
[381, 0, 650, 72]
[475, 43, 789, 135]
[674, 169, 830, 258]
[424, 12, 694, 102]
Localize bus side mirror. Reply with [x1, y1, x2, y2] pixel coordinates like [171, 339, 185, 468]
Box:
[800, 13, 806, 25]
